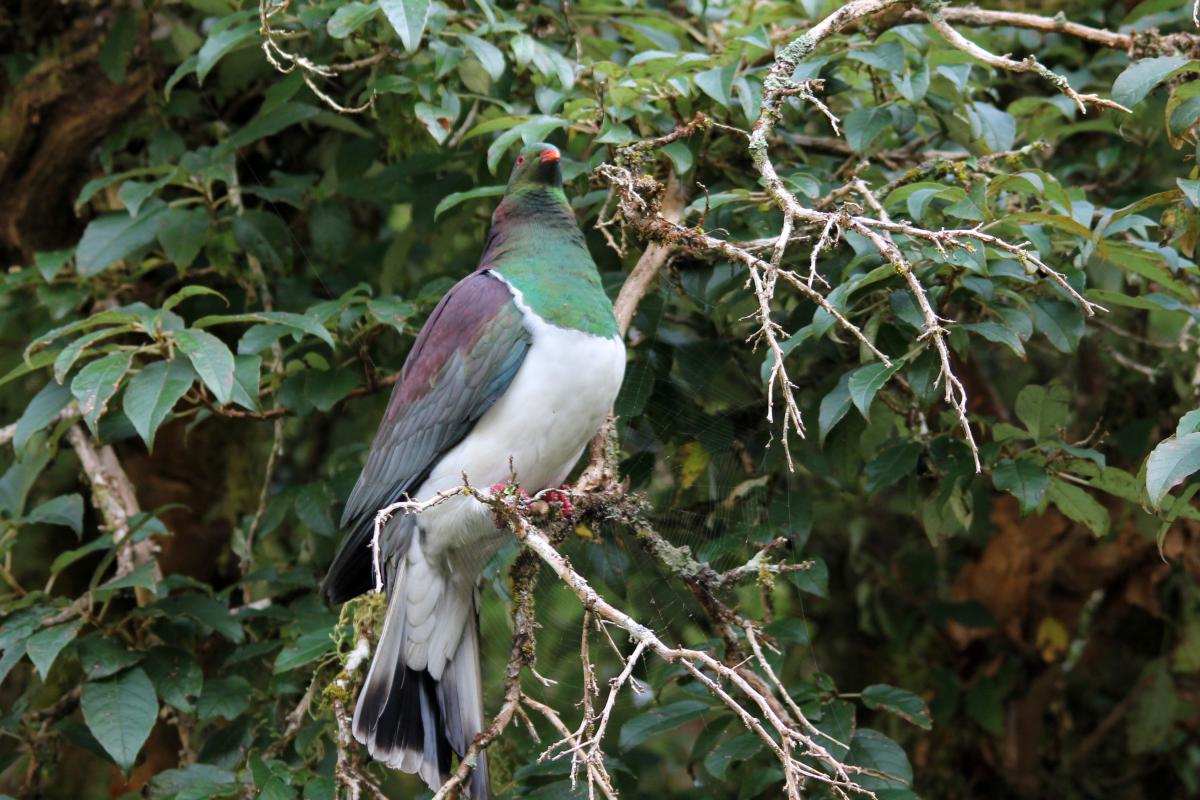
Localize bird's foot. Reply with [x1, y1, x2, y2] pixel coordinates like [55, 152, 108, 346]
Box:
[488, 482, 530, 528]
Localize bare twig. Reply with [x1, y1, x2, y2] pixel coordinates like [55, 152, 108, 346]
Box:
[922, 11, 1130, 115]
[847, 181, 981, 471]
[259, 0, 380, 114]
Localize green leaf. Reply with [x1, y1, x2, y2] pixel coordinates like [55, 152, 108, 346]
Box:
[962, 321, 1025, 358]
[12, 380, 72, 455]
[846, 728, 913, 790]
[511, 34, 575, 89]
[71, 351, 134, 434]
[1146, 432, 1200, 507]
[196, 21, 259, 84]
[1177, 177, 1200, 207]
[1014, 383, 1070, 441]
[595, 120, 634, 144]
[415, 97, 461, 145]
[174, 329, 235, 405]
[118, 176, 171, 218]
[1111, 56, 1191, 109]
[76, 203, 167, 277]
[435, 185, 506, 220]
[661, 141, 693, 175]
[1047, 477, 1110, 537]
[969, 102, 1016, 153]
[231, 355, 263, 413]
[785, 557, 828, 598]
[154, 595, 244, 643]
[763, 617, 810, 646]
[1177, 410, 1200, 437]
[703, 733, 761, 779]
[162, 286, 228, 315]
[81, 667, 158, 772]
[818, 372, 853, 445]
[694, 64, 736, 108]
[618, 700, 710, 751]
[54, 326, 135, 385]
[1127, 659, 1176, 754]
[123, 359, 195, 449]
[1032, 298, 1084, 353]
[164, 55, 197, 100]
[294, 483, 336, 536]
[865, 442, 921, 494]
[157, 207, 211, 270]
[34, 249, 73, 282]
[380, 0, 431, 53]
[965, 676, 1003, 735]
[274, 629, 335, 673]
[862, 684, 932, 730]
[142, 647, 203, 713]
[196, 675, 252, 720]
[460, 34, 505, 81]
[844, 107, 890, 152]
[327, 2, 379, 38]
[149, 764, 236, 797]
[50, 535, 114, 578]
[194, 311, 334, 349]
[848, 41, 904, 72]
[99, 12, 137, 83]
[813, 700, 854, 760]
[304, 368, 359, 413]
[76, 635, 142, 679]
[220, 102, 319, 154]
[25, 494, 84, 536]
[25, 622, 81, 679]
[992, 458, 1048, 514]
[97, 561, 159, 594]
[848, 362, 900, 419]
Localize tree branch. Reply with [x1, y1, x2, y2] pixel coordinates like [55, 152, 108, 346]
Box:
[65, 425, 161, 606]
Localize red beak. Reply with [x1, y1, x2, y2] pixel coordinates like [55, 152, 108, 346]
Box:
[540, 147, 560, 163]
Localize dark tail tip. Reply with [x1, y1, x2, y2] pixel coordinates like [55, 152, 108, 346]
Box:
[356, 665, 452, 783]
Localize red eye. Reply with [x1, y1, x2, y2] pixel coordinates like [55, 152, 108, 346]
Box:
[516, 155, 525, 165]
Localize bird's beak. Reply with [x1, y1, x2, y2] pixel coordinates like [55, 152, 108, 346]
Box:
[540, 147, 560, 163]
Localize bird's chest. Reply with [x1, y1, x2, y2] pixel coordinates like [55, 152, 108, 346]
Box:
[415, 305, 625, 560]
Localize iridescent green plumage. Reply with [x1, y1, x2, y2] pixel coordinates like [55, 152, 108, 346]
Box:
[481, 142, 619, 338]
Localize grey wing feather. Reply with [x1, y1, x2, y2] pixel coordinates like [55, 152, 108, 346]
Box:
[324, 270, 530, 603]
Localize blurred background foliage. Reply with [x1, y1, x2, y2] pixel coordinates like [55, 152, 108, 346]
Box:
[2, 0, 1200, 797]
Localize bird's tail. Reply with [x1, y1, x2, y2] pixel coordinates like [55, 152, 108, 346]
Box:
[351, 540, 489, 799]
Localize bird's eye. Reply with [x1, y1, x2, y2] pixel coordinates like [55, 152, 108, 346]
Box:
[516, 155, 525, 165]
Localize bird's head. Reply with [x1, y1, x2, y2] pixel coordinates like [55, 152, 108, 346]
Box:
[506, 142, 562, 192]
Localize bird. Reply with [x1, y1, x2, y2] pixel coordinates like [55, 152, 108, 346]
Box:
[323, 142, 626, 799]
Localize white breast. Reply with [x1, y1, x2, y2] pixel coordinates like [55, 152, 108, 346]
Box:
[414, 280, 626, 565]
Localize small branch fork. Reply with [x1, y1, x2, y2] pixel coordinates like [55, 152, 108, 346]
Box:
[596, 0, 1112, 472]
[920, 10, 1130, 115]
[371, 485, 878, 800]
[259, 0, 382, 113]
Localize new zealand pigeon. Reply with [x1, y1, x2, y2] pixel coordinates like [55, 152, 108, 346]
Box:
[324, 142, 626, 799]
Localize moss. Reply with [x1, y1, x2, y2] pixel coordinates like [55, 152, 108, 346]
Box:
[777, 35, 816, 68]
[638, 530, 705, 579]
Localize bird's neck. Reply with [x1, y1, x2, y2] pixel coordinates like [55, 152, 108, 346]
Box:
[480, 186, 580, 264]
[482, 188, 619, 338]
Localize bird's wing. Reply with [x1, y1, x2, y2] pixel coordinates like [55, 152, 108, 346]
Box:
[324, 269, 531, 602]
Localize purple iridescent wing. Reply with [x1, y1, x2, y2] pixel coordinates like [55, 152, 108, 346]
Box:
[324, 270, 530, 602]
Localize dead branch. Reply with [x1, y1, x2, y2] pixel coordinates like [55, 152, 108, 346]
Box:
[922, 10, 1130, 115]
